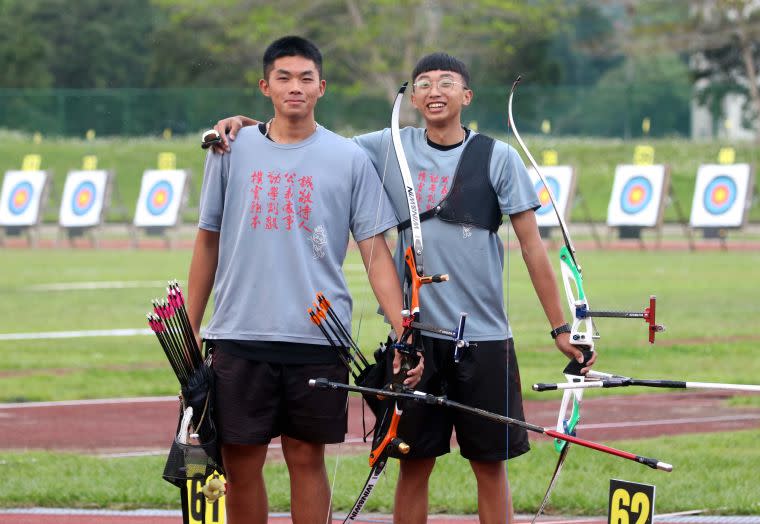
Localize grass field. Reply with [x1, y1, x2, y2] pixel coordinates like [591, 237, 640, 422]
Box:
[3, 430, 760, 515]
[1, 131, 759, 225]
[1, 246, 759, 514]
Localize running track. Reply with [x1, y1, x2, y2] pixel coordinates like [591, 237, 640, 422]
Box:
[2, 391, 759, 454]
[2, 391, 760, 523]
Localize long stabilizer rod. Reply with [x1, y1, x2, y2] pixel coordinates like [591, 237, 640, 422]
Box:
[534, 370, 760, 393]
[309, 378, 673, 472]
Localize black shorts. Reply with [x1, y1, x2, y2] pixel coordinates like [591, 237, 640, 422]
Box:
[396, 337, 530, 461]
[212, 348, 348, 445]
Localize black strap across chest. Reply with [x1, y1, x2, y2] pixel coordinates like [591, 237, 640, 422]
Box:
[397, 133, 502, 233]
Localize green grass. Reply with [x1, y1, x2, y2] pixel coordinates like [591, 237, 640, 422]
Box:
[1, 132, 759, 224]
[2, 430, 759, 515]
[2, 248, 759, 401]
[1, 247, 759, 514]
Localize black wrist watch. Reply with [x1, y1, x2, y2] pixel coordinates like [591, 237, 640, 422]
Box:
[550, 323, 571, 339]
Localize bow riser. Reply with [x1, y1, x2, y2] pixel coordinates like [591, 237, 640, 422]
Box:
[558, 247, 596, 349]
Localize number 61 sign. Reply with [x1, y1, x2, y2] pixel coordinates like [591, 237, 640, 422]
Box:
[608, 479, 655, 524]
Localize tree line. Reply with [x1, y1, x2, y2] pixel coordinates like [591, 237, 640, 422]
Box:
[0, 0, 757, 139]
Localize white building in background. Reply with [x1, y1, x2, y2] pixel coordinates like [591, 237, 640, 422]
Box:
[691, 79, 758, 140]
[688, 0, 760, 141]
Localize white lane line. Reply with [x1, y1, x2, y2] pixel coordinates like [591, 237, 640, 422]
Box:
[27, 280, 176, 291]
[24, 271, 364, 291]
[0, 396, 176, 409]
[0, 328, 153, 340]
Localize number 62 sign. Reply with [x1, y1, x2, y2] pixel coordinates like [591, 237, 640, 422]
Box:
[608, 479, 655, 524]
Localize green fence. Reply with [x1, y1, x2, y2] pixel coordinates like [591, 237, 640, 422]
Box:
[0, 84, 692, 139]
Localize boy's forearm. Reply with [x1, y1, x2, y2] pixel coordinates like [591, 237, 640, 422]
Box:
[523, 247, 567, 328]
[512, 211, 567, 328]
[187, 229, 220, 335]
[357, 234, 405, 337]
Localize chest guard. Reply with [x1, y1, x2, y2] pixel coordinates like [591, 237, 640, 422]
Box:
[398, 133, 501, 233]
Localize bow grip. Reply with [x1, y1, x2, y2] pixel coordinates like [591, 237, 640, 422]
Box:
[391, 342, 421, 386]
[562, 348, 594, 376]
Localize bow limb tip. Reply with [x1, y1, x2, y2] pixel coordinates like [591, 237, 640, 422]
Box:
[201, 129, 221, 150]
[510, 76, 523, 94]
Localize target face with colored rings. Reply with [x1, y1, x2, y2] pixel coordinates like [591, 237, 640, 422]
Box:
[71, 181, 97, 216]
[620, 176, 653, 215]
[146, 180, 174, 216]
[8, 181, 33, 215]
[534, 177, 560, 216]
[703, 175, 736, 215]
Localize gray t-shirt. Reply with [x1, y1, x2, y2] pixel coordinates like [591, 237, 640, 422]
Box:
[199, 125, 397, 344]
[353, 127, 540, 340]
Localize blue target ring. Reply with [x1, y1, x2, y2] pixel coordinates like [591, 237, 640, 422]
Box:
[146, 180, 173, 216]
[8, 181, 33, 215]
[703, 175, 736, 215]
[71, 181, 96, 216]
[620, 176, 653, 215]
[534, 177, 560, 216]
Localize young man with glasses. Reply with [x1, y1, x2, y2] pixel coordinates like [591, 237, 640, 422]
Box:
[208, 52, 595, 524]
[188, 36, 423, 524]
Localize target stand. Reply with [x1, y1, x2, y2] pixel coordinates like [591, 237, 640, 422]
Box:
[0, 170, 51, 247]
[131, 169, 191, 248]
[689, 163, 755, 250]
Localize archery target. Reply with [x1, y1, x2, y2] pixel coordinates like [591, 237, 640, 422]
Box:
[534, 177, 560, 216]
[72, 181, 96, 215]
[607, 165, 667, 227]
[527, 165, 575, 227]
[619, 176, 653, 214]
[134, 169, 187, 227]
[9, 182, 33, 215]
[0, 170, 48, 226]
[703, 176, 736, 214]
[146, 181, 173, 216]
[690, 164, 752, 228]
[59, 170, 109, 227]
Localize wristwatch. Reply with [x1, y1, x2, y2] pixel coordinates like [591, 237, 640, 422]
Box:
[550, 323, 571, 339]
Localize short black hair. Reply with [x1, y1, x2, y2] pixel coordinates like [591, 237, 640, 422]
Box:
[412, 52, 470, 87]
[263, 36, 323, 79]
